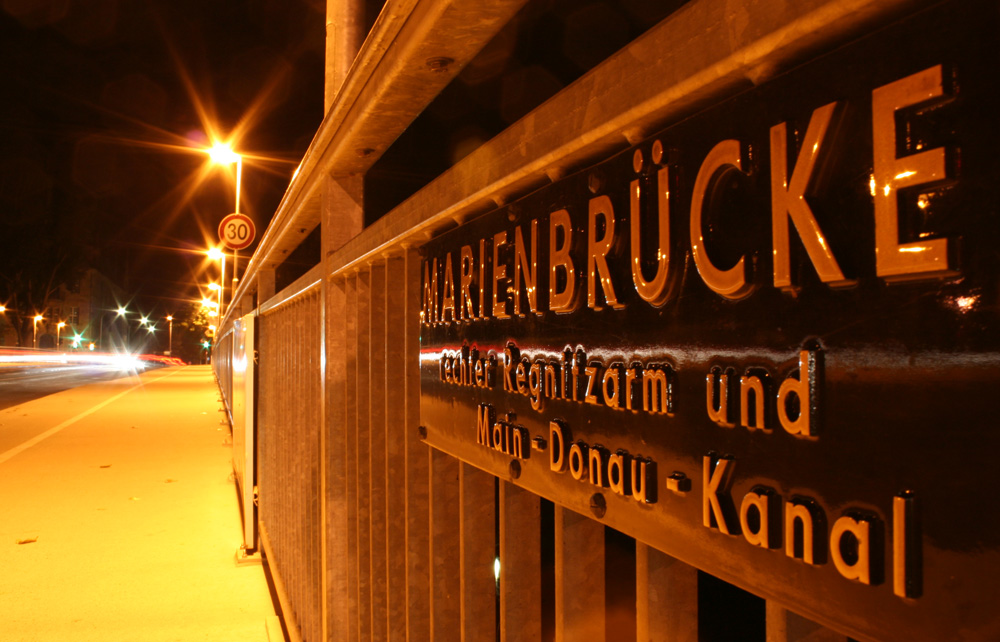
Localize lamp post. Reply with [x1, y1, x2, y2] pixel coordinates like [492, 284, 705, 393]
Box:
[32, 314, 43, 349]
[56, 321, 65, 349]
[207, 248, 226, 318]
[207, 143, 242, 318]
[166, 315, 173, 356]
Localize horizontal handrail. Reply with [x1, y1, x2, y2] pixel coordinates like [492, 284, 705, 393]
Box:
[258, 263, 324, 316]
[222, 0, 530, 330]
[321, 0, 930, 280]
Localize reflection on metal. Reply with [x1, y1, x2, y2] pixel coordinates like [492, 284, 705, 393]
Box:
[231, 313, 257, 552]
[872, 65, 951, 280]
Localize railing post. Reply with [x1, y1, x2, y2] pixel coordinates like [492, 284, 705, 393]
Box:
[258, 269, 276, 303]
[324, 0, 366, 113]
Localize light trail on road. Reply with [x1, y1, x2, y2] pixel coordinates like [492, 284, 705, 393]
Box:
[0, 367, 184, 465]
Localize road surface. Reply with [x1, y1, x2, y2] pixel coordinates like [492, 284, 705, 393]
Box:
[0, 364, 141, 410]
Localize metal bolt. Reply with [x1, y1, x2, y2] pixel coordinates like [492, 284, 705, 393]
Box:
[588, 171, 604, 194]
[589, 493, 607, 518]
[651, 140, 664, 164]
[632, 149, 644, 173]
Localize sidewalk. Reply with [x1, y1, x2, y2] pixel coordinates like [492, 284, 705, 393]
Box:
[0, 365, 279, 642]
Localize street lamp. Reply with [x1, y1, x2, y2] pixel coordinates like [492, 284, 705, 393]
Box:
[166, 315, 173, 356]
[133, 315, 150, 351]
[32, 314, 43, 349]
[207, 143, 242, 317]
[208, 142, 243, 214]
[56, 321, 66, 348]
[116, 306, 128, 351]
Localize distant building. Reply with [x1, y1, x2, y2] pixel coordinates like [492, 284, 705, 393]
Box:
[25, 269, 125, 350]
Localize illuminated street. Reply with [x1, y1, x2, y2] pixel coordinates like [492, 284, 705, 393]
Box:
[0, 366, 277, 642]
[0, 363, 139, 411]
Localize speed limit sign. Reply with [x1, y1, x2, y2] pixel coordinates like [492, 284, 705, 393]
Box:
[218, 213, 256, 250]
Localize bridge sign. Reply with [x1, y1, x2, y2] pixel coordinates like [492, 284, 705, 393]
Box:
[418, 4, 1000, 639]
[218, 213, 256, 251]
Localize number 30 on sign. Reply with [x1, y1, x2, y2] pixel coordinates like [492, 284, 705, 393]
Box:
[218, 213, 256, 251]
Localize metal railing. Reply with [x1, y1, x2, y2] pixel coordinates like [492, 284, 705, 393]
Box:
[257, 265, 324, 642]
[207, 1, 943, 640]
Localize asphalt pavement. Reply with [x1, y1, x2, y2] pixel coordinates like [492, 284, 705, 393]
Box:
[0, 366, 280, 642]
[0, 364, 136, 410]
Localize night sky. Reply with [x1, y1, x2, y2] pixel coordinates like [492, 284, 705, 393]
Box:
[0, 0, 325, 318]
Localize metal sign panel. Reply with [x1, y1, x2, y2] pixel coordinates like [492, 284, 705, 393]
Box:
[419, 2, 1000, 640]
[219, 213, 256, 251]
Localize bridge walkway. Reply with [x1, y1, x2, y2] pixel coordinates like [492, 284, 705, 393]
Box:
[0, 365, 280, 642]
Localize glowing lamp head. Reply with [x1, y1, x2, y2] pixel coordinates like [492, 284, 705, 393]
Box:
[166, 315, 173, 322]
[117, 306, 127, 317]
[207, 247, 224, 261]
[57, 322, 66, 329]
[208, 142, 240, 165]
[33, 314, 43, 322]
[0, 305, 6, 313]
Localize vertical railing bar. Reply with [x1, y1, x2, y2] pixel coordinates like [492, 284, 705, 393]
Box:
[326, 274, 351, 640]
[765, 600, 848, 642]
[429, 448, 461, 640]
[554, 507, 606, 642]
[357, 268, 373, 639]
[635, 543, 698, 642]
[345, 273, 361, 642]
[310, 292, 323, 641]
[384, 255, 408, 640]
[294, 303, 305, 637]
[459, 464, 498, 642]
[404, 249, 430, 640]
[369, 261, 389, 640]
[499, 482, 542, 641]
